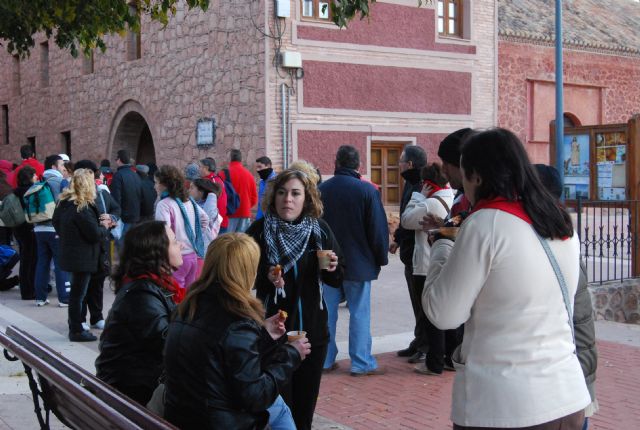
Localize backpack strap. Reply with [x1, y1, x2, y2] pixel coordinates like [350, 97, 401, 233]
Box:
[223, 168, 231, 182]
[431, 195, 450, 214]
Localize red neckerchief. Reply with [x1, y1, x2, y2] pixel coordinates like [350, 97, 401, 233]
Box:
[423, 180, 449, 197]
[122, 272, 185, 304]
[471, 196, 532, 225]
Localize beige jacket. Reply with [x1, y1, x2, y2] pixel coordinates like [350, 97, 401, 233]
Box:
[400, 189, 454, 275]
[423, 208, 590, 427]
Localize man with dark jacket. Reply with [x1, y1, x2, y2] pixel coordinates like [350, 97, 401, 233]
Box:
[390, 145, 428, 362]
[320, 145, 389, 376]
[110, 150, 142, 243]
[135, 164, 157, 222]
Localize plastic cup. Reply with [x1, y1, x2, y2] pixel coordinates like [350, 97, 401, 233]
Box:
[287, 330, 306, 342]
[317, 250, 333, 270]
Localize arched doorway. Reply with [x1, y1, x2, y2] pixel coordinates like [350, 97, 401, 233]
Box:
[108, 100, 156, 165]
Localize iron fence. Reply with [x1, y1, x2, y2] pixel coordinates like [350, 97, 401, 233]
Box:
[574, 198, 640, 284]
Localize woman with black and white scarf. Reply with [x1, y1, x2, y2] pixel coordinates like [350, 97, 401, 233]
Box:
[246, 168, 344, 430]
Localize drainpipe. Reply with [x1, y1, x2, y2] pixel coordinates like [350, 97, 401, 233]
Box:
[280, 83, 288, 169]
[555, 0, 564, 197]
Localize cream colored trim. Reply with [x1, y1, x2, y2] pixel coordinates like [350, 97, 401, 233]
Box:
[292, 24, 477, 61]
[293, 123, 472, 134]
[300, 49, 474, 71]
[378, 0, 434, 7]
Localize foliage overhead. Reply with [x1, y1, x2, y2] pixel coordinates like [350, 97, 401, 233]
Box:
[0, 0, 376, 58]
[0, 0, 210, 58]
[331, 0, 376, 28]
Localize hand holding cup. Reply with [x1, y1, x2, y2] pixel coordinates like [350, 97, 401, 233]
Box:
[317, 250, 338, 272]
[287, 331, 311, 360]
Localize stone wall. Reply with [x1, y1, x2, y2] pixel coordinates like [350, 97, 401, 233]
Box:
[590, 279, 640, 324]
[0, 0, 266, 167]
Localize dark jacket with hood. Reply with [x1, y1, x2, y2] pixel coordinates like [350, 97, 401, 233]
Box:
[110, 165, 143, 223]
[163, 286, 301, 430]
[96, 279, 176, 399]
[52, 200, 108, 273]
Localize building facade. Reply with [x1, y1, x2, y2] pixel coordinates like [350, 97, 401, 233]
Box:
[498, 0, 640, 163]
[0, 0, 497, 206]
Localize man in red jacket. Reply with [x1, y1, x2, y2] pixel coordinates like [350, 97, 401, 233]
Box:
[219, 149, 257, 232]
[8, 145, 44, 188]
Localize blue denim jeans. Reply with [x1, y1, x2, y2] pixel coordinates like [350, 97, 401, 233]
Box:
[267, 395, 296, 430]
[323, 280, 377, 373]
[226, 217, 251, 233]
[34, 232, 69, 303]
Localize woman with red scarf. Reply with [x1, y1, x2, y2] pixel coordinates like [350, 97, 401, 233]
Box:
[422, 128, 589, 430]
[96, 221, 184, 405]
[422, 128, 591, 430]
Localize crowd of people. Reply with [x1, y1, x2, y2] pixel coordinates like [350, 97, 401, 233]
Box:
[0, 129, 598, 430]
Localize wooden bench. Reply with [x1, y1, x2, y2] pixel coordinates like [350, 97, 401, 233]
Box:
[0, 325, 176, 430]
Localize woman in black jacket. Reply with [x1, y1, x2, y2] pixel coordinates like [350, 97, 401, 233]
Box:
[52, 169, 111, 342]
[95, 220, 183, 405]
[164, 233, 308, 429]
[246, 169, 344, 430]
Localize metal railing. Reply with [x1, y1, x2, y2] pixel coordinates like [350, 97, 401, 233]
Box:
[574, 198, 640, 284]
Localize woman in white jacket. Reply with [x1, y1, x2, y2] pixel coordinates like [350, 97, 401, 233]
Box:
[401, 163, 455, 368]
[423, 128, 590, 429]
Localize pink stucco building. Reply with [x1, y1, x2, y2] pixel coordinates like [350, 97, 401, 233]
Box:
[0, 0, 497, 206]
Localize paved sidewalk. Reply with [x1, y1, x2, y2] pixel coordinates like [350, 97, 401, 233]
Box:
[317, 339, 640, 429]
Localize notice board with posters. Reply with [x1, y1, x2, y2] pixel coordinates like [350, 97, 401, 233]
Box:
[550, 118, 639, 203]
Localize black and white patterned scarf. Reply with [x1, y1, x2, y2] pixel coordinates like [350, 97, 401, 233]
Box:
[263, 212, 322, 276]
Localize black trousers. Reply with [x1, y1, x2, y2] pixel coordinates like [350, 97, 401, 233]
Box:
[68, 272, 92, 333]
[404, 266, 428, 351]
[280, 341, 328, 430]
[425, 320, 463, 372]
[13, 226, 36, 300]
[81, 273, 106, 325]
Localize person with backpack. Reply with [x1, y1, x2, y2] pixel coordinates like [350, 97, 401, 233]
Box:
[154, 165, 210, 290]
[13, 167, 37, 300]
[0, 170, 20, 245]
[199, 157, 228, 233]
[219, 149, 257, 233]
[31, 155, 70, 307]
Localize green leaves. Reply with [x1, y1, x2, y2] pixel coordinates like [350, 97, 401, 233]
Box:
[331, 0, 376, 28]
[0, 0, 210, 58]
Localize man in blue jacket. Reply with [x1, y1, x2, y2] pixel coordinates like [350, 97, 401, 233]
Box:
[319, 145, 389, 376]
[110, 149, 142, 246]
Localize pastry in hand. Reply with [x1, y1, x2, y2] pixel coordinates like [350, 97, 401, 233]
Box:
[278, 309, 288, 320]
[272, 264, 282, 277]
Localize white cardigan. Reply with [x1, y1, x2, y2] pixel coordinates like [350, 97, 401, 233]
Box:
[400, 189, 454, 275]
[422, 209, 590, 428]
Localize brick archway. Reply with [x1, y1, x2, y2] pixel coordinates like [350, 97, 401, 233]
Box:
[107, 100, 156, 164]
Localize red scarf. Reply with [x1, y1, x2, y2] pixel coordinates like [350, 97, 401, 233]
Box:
[423, 180, 449, 197]
[471, 196, 532, 225]
[122, 272, 185, 304]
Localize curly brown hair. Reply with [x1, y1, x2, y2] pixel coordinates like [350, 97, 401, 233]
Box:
[420, 163, 448, 187]
[262, 168, 323, 219]
[155, 165, 188, 201]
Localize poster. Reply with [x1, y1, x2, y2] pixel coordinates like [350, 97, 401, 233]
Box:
[595, 131, 626, 201]
[563, 134, 590, 199]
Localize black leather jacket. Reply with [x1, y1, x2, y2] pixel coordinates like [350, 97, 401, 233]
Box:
[95, 279, 176, 393]
[164, 287, 301, 430]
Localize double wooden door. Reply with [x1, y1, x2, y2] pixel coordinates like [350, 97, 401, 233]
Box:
[370, 143, 406, 207]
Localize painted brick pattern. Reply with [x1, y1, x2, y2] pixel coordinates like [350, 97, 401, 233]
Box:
[317, 340, 640, 429]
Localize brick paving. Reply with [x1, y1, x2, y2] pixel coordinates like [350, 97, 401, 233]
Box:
[316, 340, 640, 429]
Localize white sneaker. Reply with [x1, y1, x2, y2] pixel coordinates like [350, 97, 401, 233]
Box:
[58, 301, 69, 308]
[81, 322, 90, 331]
[90, 320, 105, 330]
[35, 299, 50, 307]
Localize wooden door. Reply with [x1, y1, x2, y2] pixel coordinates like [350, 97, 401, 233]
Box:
[371, 143, 405, 207]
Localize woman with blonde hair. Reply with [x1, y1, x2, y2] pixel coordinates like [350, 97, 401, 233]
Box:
[246, 169, 344, 430]
[163, 233, 309, 429]
[53, 169, 111, 342]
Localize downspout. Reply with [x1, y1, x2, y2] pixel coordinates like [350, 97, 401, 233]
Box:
[555, 0, 564, 196]
[281, 83, 288, 169]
